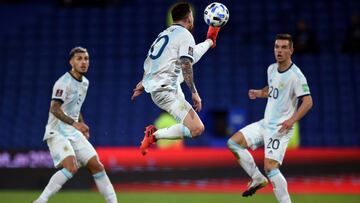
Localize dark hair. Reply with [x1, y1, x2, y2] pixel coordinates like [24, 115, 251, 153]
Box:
[171, 2, 191, 22]
[276, 34, 293, 48]
[69, 47, 88, 59]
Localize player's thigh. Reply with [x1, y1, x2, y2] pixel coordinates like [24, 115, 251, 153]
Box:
[69, 132, 98, 167]
[239, 121, 264, 150]
[264, 129, 293, 165]
[47, 136, 76, 168]
[151, 90, 192, 123]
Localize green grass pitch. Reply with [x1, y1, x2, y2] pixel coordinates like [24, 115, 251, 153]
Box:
[0, 191, 359, 203]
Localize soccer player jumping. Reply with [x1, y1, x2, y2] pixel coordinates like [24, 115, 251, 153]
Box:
[227, 34, 313, 203]
[131, 2, 220, 155]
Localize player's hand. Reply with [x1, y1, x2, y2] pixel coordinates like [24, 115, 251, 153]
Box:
[73, 122, 90, 139]
[131, 82, 144, 101]
[248, 89, 260, 99]
[192, 92, 202, 112]
[277, 119, 295, 134]
[207, 26, 220, 48]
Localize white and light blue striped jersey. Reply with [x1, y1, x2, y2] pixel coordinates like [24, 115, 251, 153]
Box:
[43, 72, 89, 140]
[263, 63, 310, 132]
[142, 24, 195, 92]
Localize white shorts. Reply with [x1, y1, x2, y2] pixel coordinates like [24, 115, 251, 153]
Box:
[150, 88, 192, 123]
[240, 120, 293, 164]
[46, 129, 97, 168]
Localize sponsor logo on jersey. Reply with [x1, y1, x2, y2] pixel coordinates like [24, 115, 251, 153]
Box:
[55, 89, 63, 97]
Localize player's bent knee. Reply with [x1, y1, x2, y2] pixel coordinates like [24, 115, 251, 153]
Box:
[227, 138, 242, 149]
[229, 132, 248, 148]
[264, 159, 279, 173]
[87, 157, 105, 174]
[191, 124, 205, 138]
[65, 165, 78, 174]
[62, 159, 78, 174]
[93, 162, 104, 172]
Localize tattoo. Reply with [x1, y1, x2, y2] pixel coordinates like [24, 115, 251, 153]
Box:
[180, 57, 197, 93]
[50, 100, 75, 125]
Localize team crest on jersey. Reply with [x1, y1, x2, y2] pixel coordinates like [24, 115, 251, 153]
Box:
[188, 46, 194, 56]
[55, 89, 63, 97]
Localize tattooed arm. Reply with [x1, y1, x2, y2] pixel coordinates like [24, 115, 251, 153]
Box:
[50, 100, 75, 125]
[181, 57, 197, 93]
[181, 57, 202, 112]
[50, 100, 89, 138]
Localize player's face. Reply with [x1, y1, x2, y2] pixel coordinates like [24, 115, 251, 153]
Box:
[70, 52, 89, 75]
[274, 40, 293, 63]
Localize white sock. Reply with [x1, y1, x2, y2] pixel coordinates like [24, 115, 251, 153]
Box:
[267, 169, 292, 203]
[34, 168, 73, 203]
[227, 139, 264, 180]
[93, 171, 117, 203]
[155, 124, 192, 139]
[193, 39, 212, 64]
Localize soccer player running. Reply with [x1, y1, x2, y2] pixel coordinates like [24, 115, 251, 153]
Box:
[131, 2, 220, 155]
[32, 47, 117, 203]
[227, 34, 313, 203]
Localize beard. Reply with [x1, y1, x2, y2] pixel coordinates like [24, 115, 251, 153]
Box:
[75, 67, 88, 75]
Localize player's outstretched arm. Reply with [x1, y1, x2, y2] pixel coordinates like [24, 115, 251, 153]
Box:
[248, 86, 269, 99]
[131, 80, 144, 101]
[207, 26, 221, 48]
[278, 95, 313, 133]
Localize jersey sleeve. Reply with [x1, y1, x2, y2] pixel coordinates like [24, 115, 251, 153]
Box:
[51, 80, 68, 103]
[178, 30, 196, 62]
[294, 74, 310, 97]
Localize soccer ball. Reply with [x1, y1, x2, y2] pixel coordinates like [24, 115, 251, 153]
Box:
[203, 2, 229, 27]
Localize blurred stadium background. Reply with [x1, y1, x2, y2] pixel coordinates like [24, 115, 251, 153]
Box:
[0, 0, 359, 202]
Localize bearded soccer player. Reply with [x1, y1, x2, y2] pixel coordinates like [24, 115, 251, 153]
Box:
[131, 2, 220, 155]
[32, 47, 117, 203]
